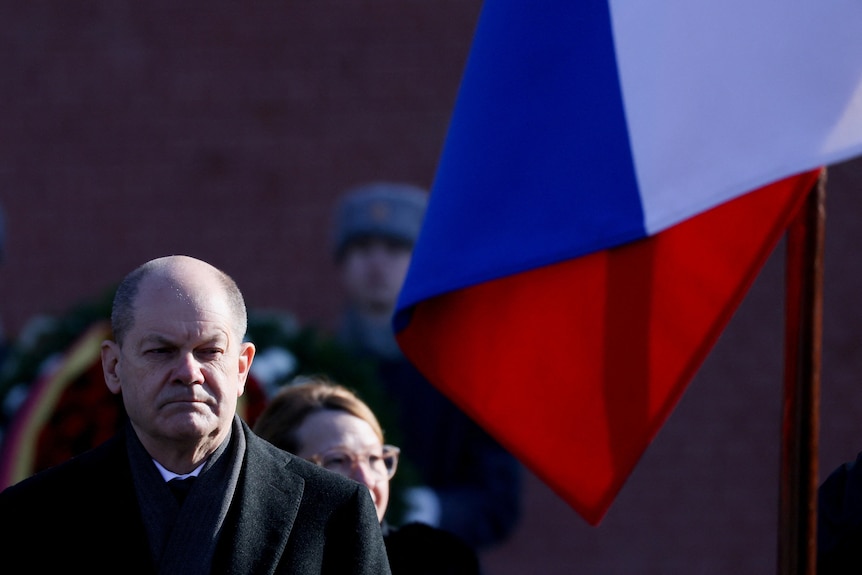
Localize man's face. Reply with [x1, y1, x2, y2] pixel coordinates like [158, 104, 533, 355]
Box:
[340, 237, 413, 316]
[102, 272, 254, 456]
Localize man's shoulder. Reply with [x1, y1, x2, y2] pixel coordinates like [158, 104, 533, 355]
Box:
[0, 434, 131, 543]
[821, 452, 862, 505]
[243, 423, 362, 495]
[1, 434, 124, 501]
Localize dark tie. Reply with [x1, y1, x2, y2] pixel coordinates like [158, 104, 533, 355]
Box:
[167, 476, 196, 504]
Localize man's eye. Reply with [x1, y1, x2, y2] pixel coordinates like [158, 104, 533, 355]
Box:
[198, 348, 224, 358]
[146, 347, 173, 355]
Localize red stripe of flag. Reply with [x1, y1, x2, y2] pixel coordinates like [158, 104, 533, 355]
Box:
[396, 170, 819, 524]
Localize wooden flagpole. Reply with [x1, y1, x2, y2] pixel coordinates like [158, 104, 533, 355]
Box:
[778, 171, 826, 575]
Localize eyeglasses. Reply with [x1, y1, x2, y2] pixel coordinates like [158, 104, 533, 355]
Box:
[308, 444, 400, 480]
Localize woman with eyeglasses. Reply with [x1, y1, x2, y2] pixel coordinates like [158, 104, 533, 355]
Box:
[253, 375, 481, 575]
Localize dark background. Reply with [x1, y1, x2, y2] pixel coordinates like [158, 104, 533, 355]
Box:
[1, 3, 861, 573]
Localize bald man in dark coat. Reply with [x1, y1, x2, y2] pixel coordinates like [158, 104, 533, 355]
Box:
[0, 256, 389, 574]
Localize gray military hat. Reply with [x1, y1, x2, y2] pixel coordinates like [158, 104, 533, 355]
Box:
[333, 182, 428, 259]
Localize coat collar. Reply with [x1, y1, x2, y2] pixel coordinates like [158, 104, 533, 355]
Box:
[217, 420, 304, 575]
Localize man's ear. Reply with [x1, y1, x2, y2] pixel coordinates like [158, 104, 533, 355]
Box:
[101, 340, 123, 395]
[236, 342, 256, 397]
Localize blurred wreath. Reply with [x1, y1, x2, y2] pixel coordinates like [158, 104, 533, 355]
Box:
[0, 287, 417, 522]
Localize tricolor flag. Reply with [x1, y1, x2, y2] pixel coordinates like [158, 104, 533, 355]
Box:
[394, 0, 862, 525]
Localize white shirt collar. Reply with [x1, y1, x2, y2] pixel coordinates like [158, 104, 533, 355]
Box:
[152, 459, 205, 482]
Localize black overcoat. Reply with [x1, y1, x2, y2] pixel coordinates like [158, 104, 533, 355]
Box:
[0, 419, 391, 574]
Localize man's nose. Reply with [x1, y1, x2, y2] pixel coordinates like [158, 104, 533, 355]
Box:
[173, 352, 204, 385]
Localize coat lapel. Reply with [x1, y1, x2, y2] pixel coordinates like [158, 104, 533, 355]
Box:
[222, 424, 304, 575]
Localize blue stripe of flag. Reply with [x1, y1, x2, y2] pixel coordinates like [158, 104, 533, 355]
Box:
[398, 0, 643, 315]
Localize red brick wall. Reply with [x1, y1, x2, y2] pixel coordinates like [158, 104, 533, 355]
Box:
[0, 1, 480, 336]
[3, 3, 862, 574]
